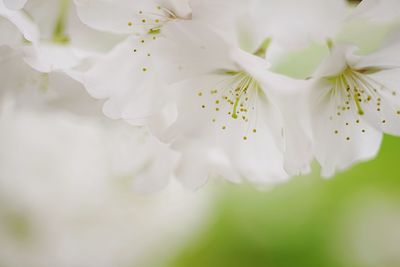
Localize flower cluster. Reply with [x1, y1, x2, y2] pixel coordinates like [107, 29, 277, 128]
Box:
[1, 0, 400, 190]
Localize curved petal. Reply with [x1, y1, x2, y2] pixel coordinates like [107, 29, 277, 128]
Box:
[22, 44, 82, 72]
[0, 16, 22, 46]
[354, 43, 400, 69]
[267, 81, 313, 176]
[74, 0, 191, 34]
[0, 2, 39, 43]
[310, 80, 383, 177]
[130, 134, 179, 193]
[350, 0, 400, 23]
[81, 36, 169, 125]
[74, 0, 148, 34]
[159, 0, 191, 19]
[250, 0, 349, 50]
[361, 69, 400, 135]
[158, 21, 235, 83]
[173, 140, 241, 189]
[3, 0, 27, 10]
[231, 48, 313, 175]
[314, 44, 359, 78]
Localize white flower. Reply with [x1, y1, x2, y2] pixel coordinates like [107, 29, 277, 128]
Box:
[74, 0, 249, 126]
[159, 24, 312, 187]
[18, 0, 121, 73]
[309, 42, 400, 176]
[0, 0, 121, 76]
[0, 0, 123, 117]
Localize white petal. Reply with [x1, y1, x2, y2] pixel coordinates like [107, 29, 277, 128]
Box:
[0, 46, 39, 101]
[131, 136, 179, 193]
[350, 0, 400, 23]
[231, 49, 313, 175]
[24, 1, 122, 51]
[354, 43, 400, 69]
[190, 0, 251, 44]
[174, 141, 241, 189]
[229, 47, 270, 79]
[74, 0, 142, 34]
[269, 81, 313, 176]
[22, 43, 82, 72]
[0, 2, 39, 43]
[81, 36, 169, 125]
[159, 0, 191, 19]
[361, 69, 400, 135]
[310, 81, 383, 177]
[44, 71, 104, 117]
[314, 44, 358, 78]
[158, 21, 235, 83]
[3, 0, 27, 10]
[250, 0, 349, 50]
[0, 16, 22, 46]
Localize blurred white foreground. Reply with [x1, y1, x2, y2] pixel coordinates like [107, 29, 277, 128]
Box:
[0, 104, 209, 267]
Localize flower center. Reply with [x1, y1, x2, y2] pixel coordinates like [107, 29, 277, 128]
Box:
[326, 66, 400, 139]
[127, 4, 190, 73]
[127, 5, 184, 35]
[197, 71, 265, 140]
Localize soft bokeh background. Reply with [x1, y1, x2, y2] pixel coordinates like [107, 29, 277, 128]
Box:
[163, 135, 400, 267]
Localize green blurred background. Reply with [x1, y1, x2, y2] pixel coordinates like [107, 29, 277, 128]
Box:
[163, 135, 400, 267]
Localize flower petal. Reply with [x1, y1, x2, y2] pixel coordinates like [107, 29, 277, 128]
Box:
[310, 81, 383, 177]
[0, 2, 39, 43]
[350, 0, 400, 23]
[74, 0, 145, 34]
[80, 36, 170, 125]
[361, 69, 400, 135]
[3, 0, 27, 10]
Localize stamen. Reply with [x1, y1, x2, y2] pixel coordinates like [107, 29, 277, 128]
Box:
[196, 70, 264, 140]
[232, 98, 240, 119]
[353, 94, 364, 115]
[127, 4, 182, 37]
[327, 65, 400, 139]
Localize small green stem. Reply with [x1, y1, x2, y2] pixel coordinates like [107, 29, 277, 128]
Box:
[254, 37, 272, 58]
[52, 0, 70, 44]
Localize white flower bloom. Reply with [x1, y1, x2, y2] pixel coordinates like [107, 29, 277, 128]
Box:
[74, 0, 248, 126]
[18, 0, 121, 73]
[309, 42, 400, 176]
[2, 0, 399, 190]
[159, 24, 312, 187]
[0, 0, 124, 118]
[0, 0, 121, 77]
